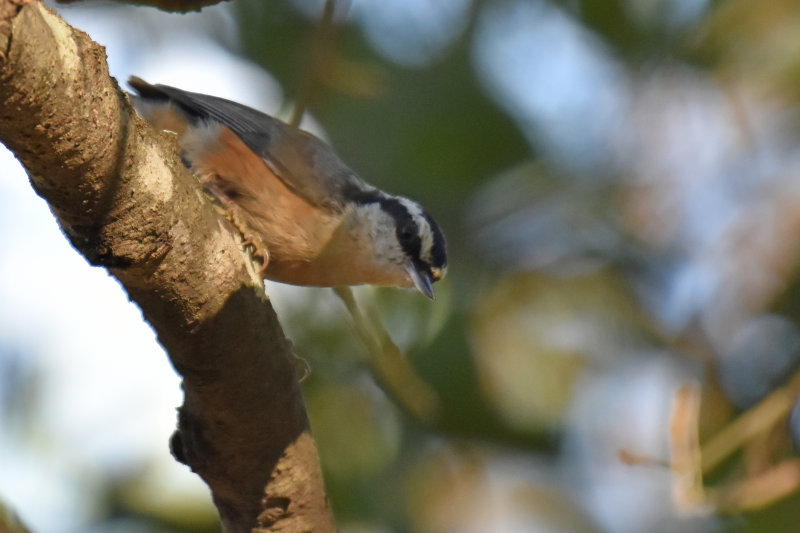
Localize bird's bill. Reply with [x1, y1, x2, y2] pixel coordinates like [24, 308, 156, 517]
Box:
[407, 265, 435, 299]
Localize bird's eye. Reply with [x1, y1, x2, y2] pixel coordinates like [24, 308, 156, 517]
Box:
[398, 223, 416, 243]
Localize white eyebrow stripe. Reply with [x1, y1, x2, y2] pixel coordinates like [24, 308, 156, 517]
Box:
[397, 197, 434, 265]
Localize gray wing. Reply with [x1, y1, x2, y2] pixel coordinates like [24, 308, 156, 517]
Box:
[129, 77, 374, 211]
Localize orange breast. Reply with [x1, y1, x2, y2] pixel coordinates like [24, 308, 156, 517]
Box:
[185, 125, 346, 281]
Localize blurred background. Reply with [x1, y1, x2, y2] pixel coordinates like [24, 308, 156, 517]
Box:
[4, 0, 800, 531]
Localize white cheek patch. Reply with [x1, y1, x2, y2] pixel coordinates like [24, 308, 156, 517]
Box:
[359, 203, 406, 265]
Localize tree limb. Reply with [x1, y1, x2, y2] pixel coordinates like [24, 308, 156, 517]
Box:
[0, 2, 335, 532]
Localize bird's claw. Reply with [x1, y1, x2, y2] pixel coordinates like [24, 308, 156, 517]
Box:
[202, 179, 270, 278]
[225, 209, 270, 277]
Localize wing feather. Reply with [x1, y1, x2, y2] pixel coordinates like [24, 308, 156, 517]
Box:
[129, 77, 373, 211]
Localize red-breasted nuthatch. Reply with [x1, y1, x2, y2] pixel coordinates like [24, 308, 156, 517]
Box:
[128, 77, 447, 298]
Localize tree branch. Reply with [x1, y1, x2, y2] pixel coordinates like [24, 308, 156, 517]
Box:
[0, 2, 335, 532]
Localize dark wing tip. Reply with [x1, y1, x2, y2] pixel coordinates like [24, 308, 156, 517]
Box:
[128, 76, 162, 98]
[128, 77, 180, 109]
[128, 76, 148, 89]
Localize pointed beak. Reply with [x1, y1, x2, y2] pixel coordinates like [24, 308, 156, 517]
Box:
[407, 265, 435, 299]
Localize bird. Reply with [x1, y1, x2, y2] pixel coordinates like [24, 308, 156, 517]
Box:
[128, 77, 447, 298]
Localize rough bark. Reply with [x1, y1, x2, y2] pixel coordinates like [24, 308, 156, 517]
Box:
[0, 2, 335, 532]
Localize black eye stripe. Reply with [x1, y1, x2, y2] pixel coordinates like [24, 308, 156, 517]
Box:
[354, 191, 447, 275]
[377, 198, 423, 264]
